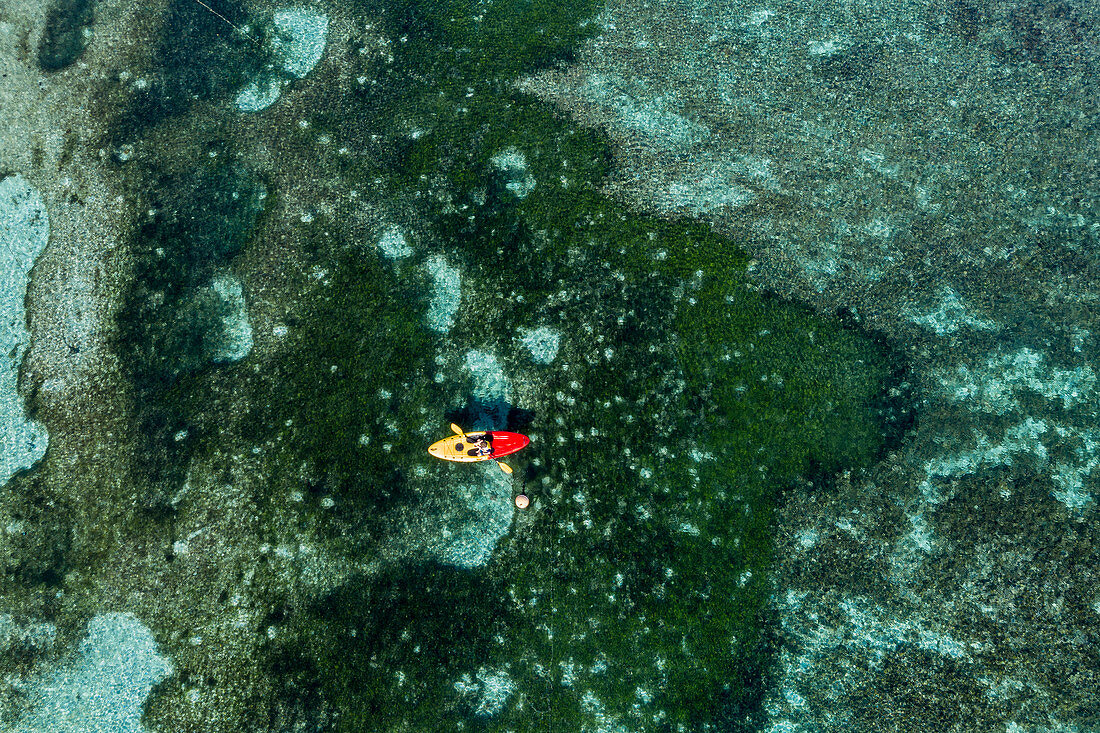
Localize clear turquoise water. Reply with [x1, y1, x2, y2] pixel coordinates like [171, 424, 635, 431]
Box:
[9, 0, 912, 730]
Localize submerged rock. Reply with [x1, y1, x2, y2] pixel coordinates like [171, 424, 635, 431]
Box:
[0, 175, 49, 487]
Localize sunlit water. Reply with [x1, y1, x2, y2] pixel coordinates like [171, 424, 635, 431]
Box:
[0, 0, 926, 731]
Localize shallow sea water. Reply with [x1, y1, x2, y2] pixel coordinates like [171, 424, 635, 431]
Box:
[0, 0, 976, 731]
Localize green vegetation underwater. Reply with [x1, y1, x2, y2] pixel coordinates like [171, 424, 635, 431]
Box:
[0, 0, 919, 730]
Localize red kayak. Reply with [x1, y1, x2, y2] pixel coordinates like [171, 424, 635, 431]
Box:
[427, 429, 530, 463]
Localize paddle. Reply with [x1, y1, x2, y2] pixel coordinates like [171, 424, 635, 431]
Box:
[449, 423, 512, 473]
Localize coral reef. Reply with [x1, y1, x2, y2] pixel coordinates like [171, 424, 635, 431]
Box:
[521, 0, 1100, 728]
[0, 175, 50, 486]
[0, 0, 936, 731]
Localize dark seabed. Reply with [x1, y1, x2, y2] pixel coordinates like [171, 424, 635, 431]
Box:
[0, 0, 1096, 731]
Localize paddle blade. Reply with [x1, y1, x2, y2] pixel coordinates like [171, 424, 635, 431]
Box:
[497, 461, 513, 474]
[450, 423, 465, 435]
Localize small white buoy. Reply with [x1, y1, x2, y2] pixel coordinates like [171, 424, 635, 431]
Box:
[514, 494, 530, 509]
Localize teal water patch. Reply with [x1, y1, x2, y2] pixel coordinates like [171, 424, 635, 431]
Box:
[12, 613, 172, 733]
[517, 325, 561, 364]
[269, 8, 328, 78]
[425, 254, 462, 334]
[207, 273, 253, 363]
[377, 223, 413, 260]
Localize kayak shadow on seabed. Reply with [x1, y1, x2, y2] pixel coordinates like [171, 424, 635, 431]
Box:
[446, 400, 536, 436]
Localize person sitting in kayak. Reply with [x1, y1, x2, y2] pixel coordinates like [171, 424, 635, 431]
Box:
[466, 433, 493, 457]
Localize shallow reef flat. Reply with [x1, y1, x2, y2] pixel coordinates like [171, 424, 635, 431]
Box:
[523, 0, 1100, 730]
[4, 0, 1086, 731]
